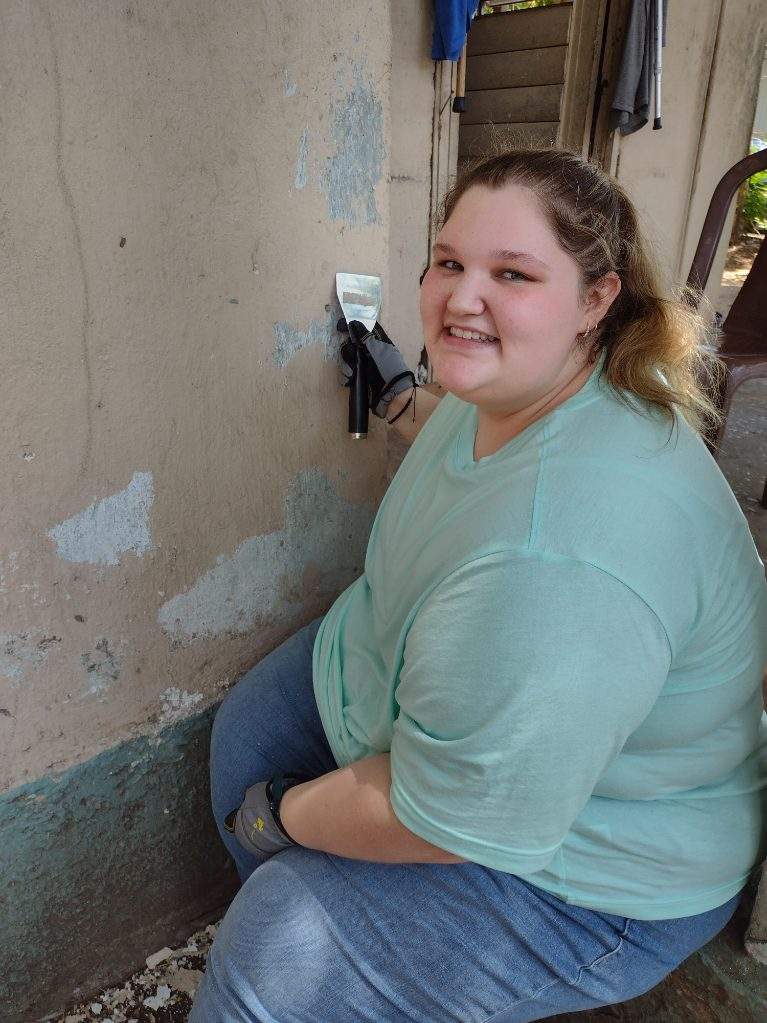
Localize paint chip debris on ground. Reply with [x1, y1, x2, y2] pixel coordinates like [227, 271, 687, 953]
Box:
[49, 921, 220, 1022]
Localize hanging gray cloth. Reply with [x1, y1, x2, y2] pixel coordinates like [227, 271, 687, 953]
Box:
[609, 0, 668, 135]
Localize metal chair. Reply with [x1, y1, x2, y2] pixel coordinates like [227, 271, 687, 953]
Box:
[685, 147, 767, 507]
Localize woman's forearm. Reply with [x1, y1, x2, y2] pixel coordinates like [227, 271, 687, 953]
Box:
[278, 753, 466, 864]
[386, 385, 444, 446]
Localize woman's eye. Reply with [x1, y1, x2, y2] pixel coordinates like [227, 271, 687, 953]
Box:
[501, 269, 530, 281]
[440, 260, 462, 271]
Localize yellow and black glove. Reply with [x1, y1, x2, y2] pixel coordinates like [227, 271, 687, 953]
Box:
[224, 773, 303, 859]
[339, 320, 418, 421]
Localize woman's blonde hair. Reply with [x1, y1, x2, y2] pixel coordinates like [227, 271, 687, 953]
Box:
[437, 148, 724, 440]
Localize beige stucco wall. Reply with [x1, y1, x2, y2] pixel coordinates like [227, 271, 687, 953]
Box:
[4, 0, 764, 800]
[612, 0, 767, 304]
[0, 0, 435, 793]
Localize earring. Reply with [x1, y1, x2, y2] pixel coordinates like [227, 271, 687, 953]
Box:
[576, 324, 592, 349]
[575, 323, 597, 355]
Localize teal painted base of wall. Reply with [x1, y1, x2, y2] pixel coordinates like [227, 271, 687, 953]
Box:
[0, 704, 237, 1023]
[3, 706, 765, 1021]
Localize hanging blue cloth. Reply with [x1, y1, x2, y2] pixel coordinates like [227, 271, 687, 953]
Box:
[431, 0, 481, 61]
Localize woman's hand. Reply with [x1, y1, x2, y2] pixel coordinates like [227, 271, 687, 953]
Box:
[224, 777, 300, 859]
[340, 320, 416, 418]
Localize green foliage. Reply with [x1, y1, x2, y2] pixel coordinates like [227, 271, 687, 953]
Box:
[480, 0, 563, 13]
[743, 139, 767, 233]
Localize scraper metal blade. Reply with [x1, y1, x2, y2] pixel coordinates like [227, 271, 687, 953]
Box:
[336, 273, 382, 333]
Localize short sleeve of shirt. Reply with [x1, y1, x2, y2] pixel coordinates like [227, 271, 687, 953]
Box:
[389, 550, 672, 873]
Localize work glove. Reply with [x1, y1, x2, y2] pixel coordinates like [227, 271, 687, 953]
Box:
[224, 773, 303, 859]
[339, 320, 418, 419]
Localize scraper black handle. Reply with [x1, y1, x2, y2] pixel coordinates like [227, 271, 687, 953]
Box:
[347, 320, 369, 438]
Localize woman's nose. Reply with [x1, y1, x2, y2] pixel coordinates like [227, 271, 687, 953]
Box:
[445, 275, 485, 316]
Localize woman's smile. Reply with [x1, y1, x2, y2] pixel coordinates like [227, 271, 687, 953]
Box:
[441, 325, 500, 351]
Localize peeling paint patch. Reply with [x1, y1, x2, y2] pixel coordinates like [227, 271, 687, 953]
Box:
[294, 127, 309, 189]
[157, 468, 374, 644]
[48, 471, 155, 566]
[0, 632, 61, 684]
[160, 687, 204, 725]
[283, 68, 297, 97]
[272, 301, 343, 368]
[272, 309, 332, 368]
[321, 59, 385, 224]
[81, 637, 123, 696]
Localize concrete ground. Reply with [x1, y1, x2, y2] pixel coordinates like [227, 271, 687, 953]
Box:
[47, 923, 219, 1021]
[713, 233, 767, 559]
[717, 377, 767, 561]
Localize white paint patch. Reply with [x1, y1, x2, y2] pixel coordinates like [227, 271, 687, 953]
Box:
[48, 471, 155, 566]
[143, 985, 172, 1011]
[0, 631, 60, 684]
[157, 468, 374, 644]
[146, 947, 174, 970]
[160, 687, 204, 724]
[294, 127, 309, 189]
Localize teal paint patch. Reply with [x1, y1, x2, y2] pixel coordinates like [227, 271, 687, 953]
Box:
[321, 59, 385, 225]
[157, 468, 373, 644]
[47, 471, 155, 566]
[294, 127, 309, 189]
[0, 704, 236, 1022]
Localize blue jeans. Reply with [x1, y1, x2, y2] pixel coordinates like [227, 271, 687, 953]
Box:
[190, 616, 742, 1023]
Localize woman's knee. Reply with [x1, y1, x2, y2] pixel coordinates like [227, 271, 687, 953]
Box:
[209, 673, 265, 822]
[197, 852, 335, 1021]
[210, 679, 246, 765]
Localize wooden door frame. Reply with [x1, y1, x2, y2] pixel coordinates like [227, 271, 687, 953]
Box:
[428, 59, 460, 250]
[559, 0, 609, 156]
[559, 0, 632, 167]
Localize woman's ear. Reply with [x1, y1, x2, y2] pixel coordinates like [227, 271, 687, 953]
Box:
[587, 271, 621, 322]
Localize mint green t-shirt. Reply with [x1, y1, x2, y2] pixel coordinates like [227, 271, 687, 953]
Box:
[312, 352, 767, 919]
